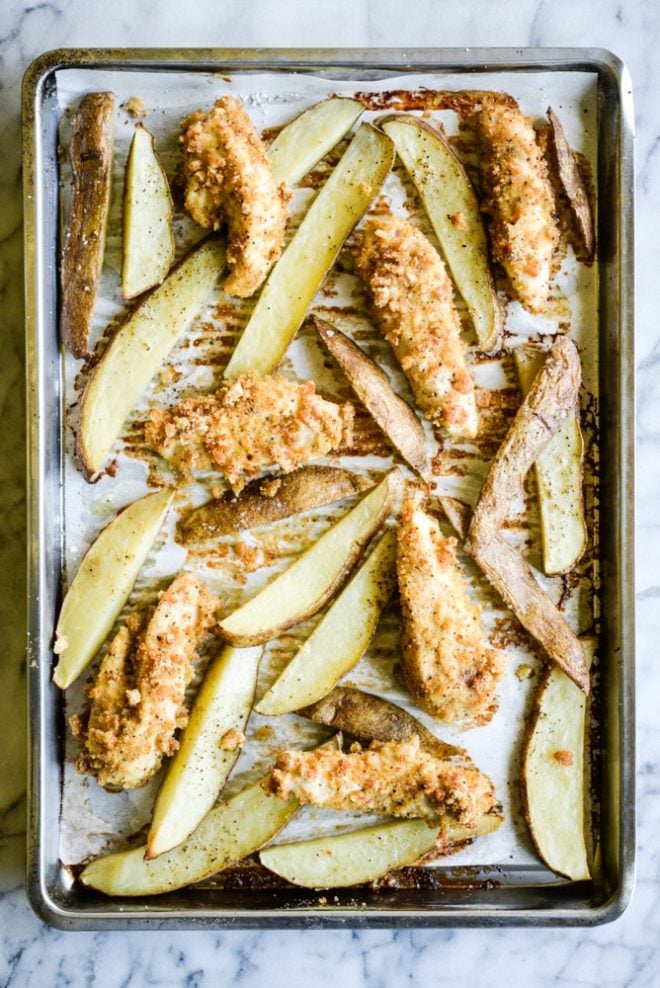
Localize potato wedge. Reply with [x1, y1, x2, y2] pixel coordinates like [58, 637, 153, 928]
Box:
[268, 96, 365, 187]
[440, 496, 589, 694]
[218, 471, 400, 646]
[260, 812, 502, 889]
[299, 686, 464, 761]
[522, 640, 595, 880]
[52, 489, 174, 689]
[60, 92, 114, 359]
[122, 123, 175, 299]
[379, 113, 502, 352]
[147, 644, 262, 859]
[79, 774, 298, 896]
[255, 530, 396, 716]
[514, 347, 587, 575]
[77, 237, 225, 480]
[176, 466, 367, 544]
[315, 317, 429, 477]
[224, 124, 395, 378]
[547, 107, 595, 263]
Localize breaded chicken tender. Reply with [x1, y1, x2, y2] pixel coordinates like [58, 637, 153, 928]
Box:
[145, 373, 354, 493]
[397, 497, 503, 727]
[478, 99, 561, 314]
[182, 96, 288, 297]
[71, 573, 216, 791]
[353, 216, 478, 441]
[263, 735, 499, 829]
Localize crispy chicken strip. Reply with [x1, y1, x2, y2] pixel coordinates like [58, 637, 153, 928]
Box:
[182, 96, 288, 297]
[442, 496, 590, 694]
[478, 99, 561, 313]
[397, 497, 503, 727]
[263, 735, 499, 829]
[353, 216, 478, 441]
[145, 373, 354, 493]
[71, 573, 216, 791]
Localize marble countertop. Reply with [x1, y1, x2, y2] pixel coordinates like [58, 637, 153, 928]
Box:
[2, 1, 656, 984]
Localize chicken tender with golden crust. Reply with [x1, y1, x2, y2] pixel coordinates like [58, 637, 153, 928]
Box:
[263, 735, 499, 829]
[353, 216, 478, 441]
[145, 373, 354, 493]
[397, 498, 503, 727]
[182, 96, 288, 297]
[478, 100, 561, 314]
[71, 573, 216, 791]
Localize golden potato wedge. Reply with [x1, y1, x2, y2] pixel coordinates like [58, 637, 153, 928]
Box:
[79, 774, 299, 896]
[217, 471, 401, 646]
[52, 489, 174, 689]
[255, 530, 396, 716]
[176, 466, 367, 544]
[224, 124, 395, 378]
[315, 317, 429, 477]
[260, 812, 502, 889]
[268, 96, 365, 187]
[299, 686, 464, 761]
[521, 640, 595, 880]
[547, 107, 595, 263]
[122, 123, 175, 299]
[379, 113, 502, 352]
[60, 92, 115, 359]
[514, 347, 587, 575]
[147, 644, 262, 859]
[77, 237, 225, 480]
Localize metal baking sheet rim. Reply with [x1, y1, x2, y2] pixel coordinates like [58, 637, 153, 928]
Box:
[22, 47, 636, 929]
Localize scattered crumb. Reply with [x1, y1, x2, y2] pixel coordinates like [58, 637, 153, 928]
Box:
[53, 633, 69, 655]
[515, 663, 534, 681]
[318, 896, 328, 906]
[125, 688, 141, 707]
[158, 365, 181, 389]
[218, 728, 245, 752]
[210, 483, 224, 499]
[553, 749, 574, 766]
[259, 477, 282, 498]
[234, 540, 264, 572]
[450, 211, 469, 231]
[254, 725, 275, 742]
[123, 96, 147, 118]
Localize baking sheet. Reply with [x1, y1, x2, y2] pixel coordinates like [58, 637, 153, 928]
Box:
[54, 66, 599, 879]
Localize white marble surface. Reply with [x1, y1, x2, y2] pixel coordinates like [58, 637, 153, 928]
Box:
[1, 0, 657, 984]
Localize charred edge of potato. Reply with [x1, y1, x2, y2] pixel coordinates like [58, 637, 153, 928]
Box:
[314, 317, 429, 477]
[176, 466, 369, 544]
[299, 686, 466, 762]
[546, 107, 595, 264]
[60, 92, 115, 359]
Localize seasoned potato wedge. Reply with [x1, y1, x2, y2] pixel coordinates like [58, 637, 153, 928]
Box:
[79, 774, 299, 896]
[255, 530, 396, 716]
[514, 347, 587, 575]
[522, 640, 595, 880]
[547, 107, 595, 263]
[299, 686, 464, 761]
[77, 238, 225, 480]
[52, 489, 174, 689]
[260, 812, 502, 889]
[224, 124, 395, 378]
[60, 92, 114, 358]
[315, 317, 429, 477]
[268, 96, 365, 187]
[147, 645, 262, 859]
[379, 113, 502, 352]
[217, 471, 401, 646]
[122, 123, 175, 299]
[176, 466, 367, 544]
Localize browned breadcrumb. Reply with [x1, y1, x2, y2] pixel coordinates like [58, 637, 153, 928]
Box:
[262, 735, 499, 828]
[515, 663, 534, 681]
[122, 96, 147, 118]
[353, 216, 478, 440]
[182, 95, 288, 297]
[553, 749, 574, 766]
[478, 99, 561, 314]
[145, 373, 354, 493]
[72, 573, 216, 791]
[397, 497, 504, 727]
[218, 727, 245, 751]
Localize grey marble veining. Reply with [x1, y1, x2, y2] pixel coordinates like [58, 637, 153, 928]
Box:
[2, 0, 658, 984]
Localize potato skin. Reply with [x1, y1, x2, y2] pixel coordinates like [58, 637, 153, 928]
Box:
[546, 107, 595, 264]
[60, 92, 114, 358]
[176, 466, 367, 543]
